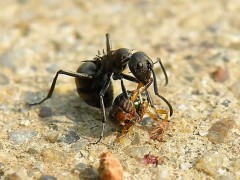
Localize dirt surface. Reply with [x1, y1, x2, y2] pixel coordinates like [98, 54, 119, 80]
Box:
[0, 0, 240, 179]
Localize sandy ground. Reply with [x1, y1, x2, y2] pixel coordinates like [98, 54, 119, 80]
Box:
[0, 0, 240, 179]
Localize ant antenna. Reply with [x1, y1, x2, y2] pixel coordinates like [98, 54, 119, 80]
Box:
[154, 58, 168, 86]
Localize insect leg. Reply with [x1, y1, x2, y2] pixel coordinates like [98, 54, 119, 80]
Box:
[145, 89, 163, 120]
[94, 75, 112, 144]
[28, 70, 93, 106]
[150, 69, 173, 116]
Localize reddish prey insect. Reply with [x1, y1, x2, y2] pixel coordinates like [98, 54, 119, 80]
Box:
[109, 84, 169, 140]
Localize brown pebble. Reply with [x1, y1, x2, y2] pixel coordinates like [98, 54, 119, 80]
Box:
[211, 66, 229, 83]
[39, 107, 52, 118]
[98, 152, 123, 180]
[4, 173, 22, 180]
[207, 118, 236, 144]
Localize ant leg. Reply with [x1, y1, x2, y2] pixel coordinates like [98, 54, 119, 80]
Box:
[145, 89, 163, 120]
[28, 70, 93, 106]
[150, 69, 173, 117]
[155, 58, 168, 86]
[156, 109, 168, 122]
[147, 108, 168, 122]
[120, 78, 129, 98]
[94, 76, 112, 144]
[105, 33, 112, 53]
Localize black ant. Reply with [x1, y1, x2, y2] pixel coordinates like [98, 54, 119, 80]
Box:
[28, 34, 172, 143]
[28, 34, 136, 143]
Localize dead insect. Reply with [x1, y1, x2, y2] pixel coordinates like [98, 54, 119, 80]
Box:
[28, 34, 136, 143]
[110, 86, 169, 140]
[109, 89, 146, 135]
[128, 51, 173, 117]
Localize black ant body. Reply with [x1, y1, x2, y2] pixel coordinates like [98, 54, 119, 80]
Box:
[28, 34, 172, 143]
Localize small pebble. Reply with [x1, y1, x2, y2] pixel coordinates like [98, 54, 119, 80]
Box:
[141, 117, 154, 126]
[19, 120, 31, 126]
[221, 100, 231, 107]
[39, 107, 53, 118]
[180, 162, 192, 171]
[198, 130, 208, 137]
[33, 162, 44, 172]
[207, 118, 236, 144]
[72, 163, 88, 174]
[79, 167, 99, 180]
[9, 130, 38, 144]
[28, 148, 38, 154]
[211, 67, 229, 83]
[195, 153, 224, 177]
[41, 148, 65, 163]
[152, 165, 172, 180]
[4, 173, 22, 180]
[98, 152, 123, 180]
[60, 131, 80, 144]
[39, 175, 57, 180]
[125, 146, 149, 160]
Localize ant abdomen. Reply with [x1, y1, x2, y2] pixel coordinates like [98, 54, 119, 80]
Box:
[75, 61, 114, 108]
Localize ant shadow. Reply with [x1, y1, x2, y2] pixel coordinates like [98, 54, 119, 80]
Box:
[25, 88, 119, 142]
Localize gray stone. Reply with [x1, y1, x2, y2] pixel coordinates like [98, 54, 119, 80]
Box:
[9, 130, 38, 144]
[39, 107, 53, 118]
[60, 131, 80, 144]
[39, 175, 57, 180]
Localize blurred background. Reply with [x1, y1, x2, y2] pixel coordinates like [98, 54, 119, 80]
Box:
[0, 0, 239, 179]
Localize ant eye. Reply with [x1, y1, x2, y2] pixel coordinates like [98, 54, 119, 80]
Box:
[137, 62, 143, 69]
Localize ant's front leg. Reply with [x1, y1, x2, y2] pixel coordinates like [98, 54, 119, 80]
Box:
[150, 68, 173, 116]
[28, 70, 93, 106]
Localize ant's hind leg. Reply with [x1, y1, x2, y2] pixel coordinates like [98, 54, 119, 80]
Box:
[28, 70, 93, 106]
[105, 33, 112, 53]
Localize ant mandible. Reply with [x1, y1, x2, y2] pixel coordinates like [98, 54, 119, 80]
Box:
[28, 34, 137, 143]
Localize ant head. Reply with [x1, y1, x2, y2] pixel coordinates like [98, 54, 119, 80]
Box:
[129, 51, 153, 85]
[113, 48, 132, 75]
